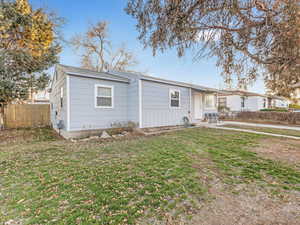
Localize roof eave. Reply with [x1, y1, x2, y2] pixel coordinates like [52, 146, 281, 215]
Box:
[65, 72, 130, 83]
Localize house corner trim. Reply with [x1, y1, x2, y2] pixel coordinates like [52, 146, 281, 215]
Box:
[66, 75, 70, 131]
[138, 79, 143, 128]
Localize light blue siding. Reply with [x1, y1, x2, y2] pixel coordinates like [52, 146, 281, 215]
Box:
[69, 76, 129, 131]
[50, 67, 67, 130]
[127, 78, 139, 124]
[141, 80, 191, 127]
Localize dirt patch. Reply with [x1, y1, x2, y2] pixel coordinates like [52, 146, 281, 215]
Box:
[251, 138, 300, 166]
[190, 183, 300, 225]
[139, 174, 300, 225]
[139, 138, 300, 225]
[0, 128, 61, 145]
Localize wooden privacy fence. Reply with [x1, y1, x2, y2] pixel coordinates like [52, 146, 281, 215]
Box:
[3, 104, 50, 129]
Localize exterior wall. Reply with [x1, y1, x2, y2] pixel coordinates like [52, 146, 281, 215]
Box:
[127, 78, 139, 124]
[276, 99, 289, 108]
[219, 95, 268, 112]
[49, 68, 67, 130]
[244, 96, 259, 111]
[69, 76, 129, 131]
[224, 95, 242, 111]
[141, 80, 191, 127]
[242, 96, 267, 111]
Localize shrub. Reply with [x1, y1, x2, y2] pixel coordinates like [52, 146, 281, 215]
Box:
[234, 111, 300, 124]
[289, 104, 300, 109]
[221, 111, 300, 125]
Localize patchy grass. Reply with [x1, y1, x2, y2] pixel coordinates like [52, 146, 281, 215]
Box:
[0, 129, 205, 224]
[221, 124, 300, 137]
[0, 127, 299, 224]
[175, 129, 300, 192]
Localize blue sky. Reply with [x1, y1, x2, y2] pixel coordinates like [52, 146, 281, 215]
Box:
[30, 0, 266, 93]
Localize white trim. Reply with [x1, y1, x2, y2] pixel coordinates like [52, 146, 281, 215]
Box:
[94, 84, 114, 109]
[138, 79, 143, 128]
[169, 89, 181, 109]
[189, 88, 192, 112]
[66, 75, 70, 131]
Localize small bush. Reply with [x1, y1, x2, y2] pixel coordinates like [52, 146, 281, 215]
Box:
[236, 111, 300, 124]
[222, 111, 300, 125]
[289, 104, 300, 109]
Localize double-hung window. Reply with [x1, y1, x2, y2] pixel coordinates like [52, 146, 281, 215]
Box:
[170, 89, 180, 108]
[95, 84, 113, 108]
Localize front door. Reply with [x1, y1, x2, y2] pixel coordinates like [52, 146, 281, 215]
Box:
[194, 94, 203, 119]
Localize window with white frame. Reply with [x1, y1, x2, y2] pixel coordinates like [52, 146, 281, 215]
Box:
[95, 85, 113, 108]
[170, 89, 180, 108]
[205, 94, 215, 108]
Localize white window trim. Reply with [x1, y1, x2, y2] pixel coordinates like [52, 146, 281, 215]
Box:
[204, 94, 216, 110]
[169, 89, 181, 109]
[94, 84, 114, 109]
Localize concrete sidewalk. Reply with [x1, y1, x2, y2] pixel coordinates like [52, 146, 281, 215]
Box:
[196, 122, 300, 140]
[219, 121, 300, 131]
[212, 126, 300, 140]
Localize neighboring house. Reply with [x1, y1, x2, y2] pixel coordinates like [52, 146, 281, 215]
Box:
[27, 90, 50, 104]
[291, 82, 300, 104]
[50, 64, 219, 138]
[267, 96, 289, 109]
[218, 90, 268, 112]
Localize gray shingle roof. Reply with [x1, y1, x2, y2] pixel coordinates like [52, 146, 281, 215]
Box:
[109, 70, 220, 93]
[219, 90, 268, 97]
[57, 64, 221, 93]
[57, 64, 130, 83]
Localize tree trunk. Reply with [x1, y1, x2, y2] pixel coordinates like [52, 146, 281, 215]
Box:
[0, 104, 4, 130]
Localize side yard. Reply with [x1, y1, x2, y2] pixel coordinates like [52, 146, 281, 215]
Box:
[0, 128, 299, 224]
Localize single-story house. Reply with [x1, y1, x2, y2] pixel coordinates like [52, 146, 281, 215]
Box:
[50, 64, 219, 138]
[291, 82, 300, 104]
[217, 90, 269, 112]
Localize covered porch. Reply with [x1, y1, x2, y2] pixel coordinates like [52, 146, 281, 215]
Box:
[189, 88, 219, 123]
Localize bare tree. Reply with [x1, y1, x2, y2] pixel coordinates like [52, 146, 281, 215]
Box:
[71, 21, 138, 72]
[126, 0, 300, 98]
